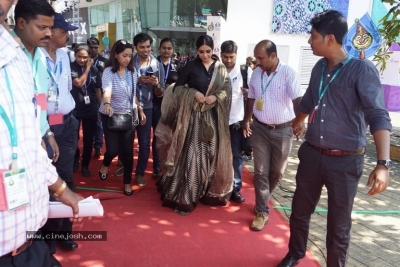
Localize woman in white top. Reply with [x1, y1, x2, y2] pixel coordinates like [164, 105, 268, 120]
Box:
[98, 40, 144, 196]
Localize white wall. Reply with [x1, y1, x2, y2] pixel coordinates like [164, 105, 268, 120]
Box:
[226, 0, 373, 72]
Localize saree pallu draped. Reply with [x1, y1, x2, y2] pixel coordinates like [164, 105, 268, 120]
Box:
[155, 61, 233, 213]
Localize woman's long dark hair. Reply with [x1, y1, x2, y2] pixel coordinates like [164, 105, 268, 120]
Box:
[196, 35, 214, 50]
[195, 35, 219, 61]
[105, 39, 135, 73]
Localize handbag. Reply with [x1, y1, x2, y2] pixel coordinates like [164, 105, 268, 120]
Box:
[198, 104, 214, 143]
[107, 71, 138, 131]
[108, 112, 134, 131]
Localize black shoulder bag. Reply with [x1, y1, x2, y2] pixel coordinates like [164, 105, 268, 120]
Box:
[107, 72, 139, 131]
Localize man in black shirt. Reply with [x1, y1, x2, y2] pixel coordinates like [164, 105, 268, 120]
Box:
[87, 37, 107, 157]
[153, 38, 181, 177]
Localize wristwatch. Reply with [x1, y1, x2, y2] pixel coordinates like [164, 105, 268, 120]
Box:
[46, 131, 55, 137]
[155, 83, 161, 89]
[377, 160, 392, 169]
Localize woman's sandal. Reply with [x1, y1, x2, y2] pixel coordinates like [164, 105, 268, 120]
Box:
[123, 190, 134, 196]
[124, 184, 134, 196]
[99, 171, 108, 181]
[99, 165, 108, 181]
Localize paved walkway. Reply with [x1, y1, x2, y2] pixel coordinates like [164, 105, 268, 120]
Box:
[243, 112, 400, 267]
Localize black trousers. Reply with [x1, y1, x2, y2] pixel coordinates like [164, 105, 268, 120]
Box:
[40, 115, 79, 254]
[288, 142, 364, 267]
[0, 240, 52, 267]
[74, 114, 97, 168]
[101, 114, 135, 184]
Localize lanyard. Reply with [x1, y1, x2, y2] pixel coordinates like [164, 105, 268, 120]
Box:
[316, 57, 352, 107]
[260, 64, 280, 98]
[32, 60, 39, 95]
[81, 67, 92, 95]
[159, 58, 171, 84]
[124, 68, 133, 103]
[136, 56, 151, 107]
[46, 58, 62, 78]
[0, 67, 18, 162]
[308, 57, 352, 124]
[46, 59, 62, 114]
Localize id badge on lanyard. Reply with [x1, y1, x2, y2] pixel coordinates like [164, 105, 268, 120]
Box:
[257, 67, 279, 112]
[84, 95, 91, 104]
[48, 86, 57, 102]
[0, 168, 30, 210]
[0, 67, 29, 211]
[82, 67, 91, 105]
[256, 98, 264, 111]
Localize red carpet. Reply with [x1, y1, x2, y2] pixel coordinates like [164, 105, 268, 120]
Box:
[55, 141, 320, 267]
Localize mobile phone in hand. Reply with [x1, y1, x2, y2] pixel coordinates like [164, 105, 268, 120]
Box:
[146, 71, 154, 77]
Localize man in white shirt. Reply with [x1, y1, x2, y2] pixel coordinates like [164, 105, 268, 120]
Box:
[40, 12, 80, 262]
[0, 1, 83, 266]
[220, 40, 247, 203]
[243, 40, 303, 232]
[241, 57, 255, 161]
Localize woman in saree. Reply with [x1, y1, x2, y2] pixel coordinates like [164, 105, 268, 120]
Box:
[156, 35, 233, 215]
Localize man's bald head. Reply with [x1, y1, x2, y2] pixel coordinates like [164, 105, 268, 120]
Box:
[253, 39, 279, 73]
[255, 40, 278, 57]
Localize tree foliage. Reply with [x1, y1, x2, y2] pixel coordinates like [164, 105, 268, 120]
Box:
[373, 0, 400, 72]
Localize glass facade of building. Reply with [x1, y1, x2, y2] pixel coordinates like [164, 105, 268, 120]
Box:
[88, 0, 228, 56]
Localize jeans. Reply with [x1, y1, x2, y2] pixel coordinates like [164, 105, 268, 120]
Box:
[135, 108, 152, 176]
[229, 123, 243, 191]
[74, 114, 97, 168]
[93, 115, 104, 149]
[152, 106, 161, 170]
[101, 114, 135, 184]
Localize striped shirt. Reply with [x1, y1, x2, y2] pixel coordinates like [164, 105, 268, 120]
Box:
[41, 48, 75, 115]
[99, 67, 138, 114]
[0, 25, 58, 257]
[248, 63, 302, 124]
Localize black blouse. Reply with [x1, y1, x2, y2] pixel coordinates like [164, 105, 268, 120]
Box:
[175, 57, 216, 95]
[70, 61, 102, 117]
[157, 56, 181, 86]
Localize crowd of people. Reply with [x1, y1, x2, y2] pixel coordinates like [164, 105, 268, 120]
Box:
[0, 0, 392, 266]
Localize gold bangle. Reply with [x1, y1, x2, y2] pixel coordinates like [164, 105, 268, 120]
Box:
[53, 181, 67, 197]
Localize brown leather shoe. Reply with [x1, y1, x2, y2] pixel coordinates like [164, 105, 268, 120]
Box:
[250, 213, 269, 231]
